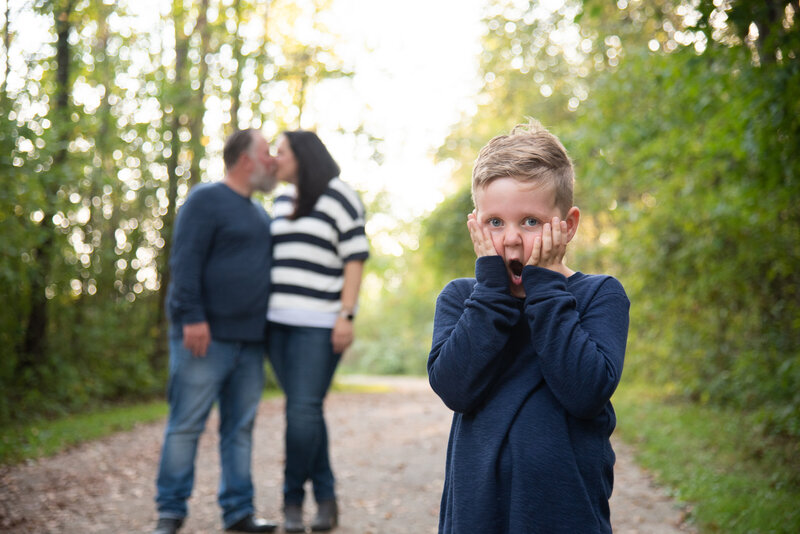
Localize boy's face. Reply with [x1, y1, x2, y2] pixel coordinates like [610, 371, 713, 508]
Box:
[473, 177, 577, 296]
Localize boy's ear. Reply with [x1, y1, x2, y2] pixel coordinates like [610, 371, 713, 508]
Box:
[565, 206, 580, 243]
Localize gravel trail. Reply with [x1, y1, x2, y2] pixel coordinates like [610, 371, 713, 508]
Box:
[0, 375, 693, 533]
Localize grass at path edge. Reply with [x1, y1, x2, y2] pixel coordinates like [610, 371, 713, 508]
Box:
[0, 399, 170, 466]
[612, 382, 800, 533]
[0, 380, 385, 466]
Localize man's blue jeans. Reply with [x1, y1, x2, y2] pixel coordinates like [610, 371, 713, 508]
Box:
[155, 336, 265, 528]
[268, 323, 341, 506]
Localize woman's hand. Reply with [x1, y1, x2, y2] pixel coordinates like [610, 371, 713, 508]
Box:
[331, 317, 354, 354]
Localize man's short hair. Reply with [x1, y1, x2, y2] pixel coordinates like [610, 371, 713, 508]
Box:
[472, 119, 574, 216]
[223, 128, 258, 170]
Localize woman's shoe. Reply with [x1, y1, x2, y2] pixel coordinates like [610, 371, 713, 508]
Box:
[283, 504, 305, 533]
[311, 499, 338, 531]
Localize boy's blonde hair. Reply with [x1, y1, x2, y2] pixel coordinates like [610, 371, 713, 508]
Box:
[472, 119, 575, 216]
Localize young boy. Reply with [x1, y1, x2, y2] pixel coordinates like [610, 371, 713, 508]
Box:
[428, 120, 630, 533]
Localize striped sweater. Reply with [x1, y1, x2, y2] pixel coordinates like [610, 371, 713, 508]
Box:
[267, 177, 369, 328]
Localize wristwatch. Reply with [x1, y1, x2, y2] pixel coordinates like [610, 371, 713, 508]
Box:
[338, 308, 355, 321]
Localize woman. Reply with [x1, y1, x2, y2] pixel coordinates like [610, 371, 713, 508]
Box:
[267, 130, 368, 532]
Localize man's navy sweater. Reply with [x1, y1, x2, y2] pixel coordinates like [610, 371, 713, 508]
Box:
[167, 182, 272, 342]
[428, 256, 630, 534]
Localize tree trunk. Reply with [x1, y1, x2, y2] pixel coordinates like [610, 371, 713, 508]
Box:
[1, 1, 10, 100]
[21, 0, 74, 370]
[153, 2, 190, 369]
[188, 0, 210, 188]
[90, 2, 116, 297]
[230, 0, 243, 132]
[297, 73, 307, 127]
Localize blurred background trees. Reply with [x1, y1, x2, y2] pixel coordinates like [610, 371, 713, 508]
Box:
[1, 0, 798, 443]
[0, 0, 351, 423]
[351, 0, 800, 440]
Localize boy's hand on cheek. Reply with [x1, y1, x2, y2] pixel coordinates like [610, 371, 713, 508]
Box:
[526, 217, 569, 273]
[467, 211, 497, 258]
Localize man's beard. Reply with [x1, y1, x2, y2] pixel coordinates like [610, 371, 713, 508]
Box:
[250, 164, 276, 193]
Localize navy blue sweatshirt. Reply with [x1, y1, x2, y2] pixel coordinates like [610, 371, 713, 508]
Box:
[167, 182, 272, 342]
[428, 256, 630, 534]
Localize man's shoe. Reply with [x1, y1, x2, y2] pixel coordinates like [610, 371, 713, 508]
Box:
[153, 517, 183, 534]
[311, 500, 338, 531]
[225, 514, 278, 533]
[283, 503, 305, 533]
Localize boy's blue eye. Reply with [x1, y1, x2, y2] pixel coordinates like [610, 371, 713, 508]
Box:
[524, 217, 539, 227]
[488, 218, 502, 227]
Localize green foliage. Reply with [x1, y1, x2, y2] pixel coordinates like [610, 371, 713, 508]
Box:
[569, 42, 800, 435]
[345, 230, 438, 376]
[421, 0, 800, 442]
[420, 187, 476, 284]
[614, 383, 800, 532]
[346, 186, 485, 376]
[0, 0, 355, 427]
[397, 8, 800, 528]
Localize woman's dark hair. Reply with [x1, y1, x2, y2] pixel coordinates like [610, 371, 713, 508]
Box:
[283, 130, 340, 219]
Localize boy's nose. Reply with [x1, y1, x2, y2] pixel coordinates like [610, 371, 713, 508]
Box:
[503, 228, 522, 246]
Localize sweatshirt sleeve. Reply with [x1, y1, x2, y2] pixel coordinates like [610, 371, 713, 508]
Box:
[522, 266, 630, 419]
[428, 256, 521, 414]
[168, 188, 216, 325]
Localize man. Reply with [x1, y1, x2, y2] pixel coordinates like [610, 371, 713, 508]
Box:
[153, 129, 278, 534]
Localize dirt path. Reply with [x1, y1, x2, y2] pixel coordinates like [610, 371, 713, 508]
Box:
[0, 375, 693, 534]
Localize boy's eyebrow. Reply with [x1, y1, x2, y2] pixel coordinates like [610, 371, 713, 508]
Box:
[478, 210, 552, 222]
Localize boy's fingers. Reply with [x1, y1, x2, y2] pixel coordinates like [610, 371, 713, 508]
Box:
[528, 235, 542, 265]
[481, 223, 492, 241]
[467, 218, 492, 256]
[551, 217, 562, 247]
[541, 223, 552, 255]
[467, 218, 480, 241]
[559, 220, 569, 255]
[479, 229, 495, 255]
[466, 220, 478, 245]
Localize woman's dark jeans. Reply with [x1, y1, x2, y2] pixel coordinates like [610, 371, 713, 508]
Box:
[268, 322, 341, 506]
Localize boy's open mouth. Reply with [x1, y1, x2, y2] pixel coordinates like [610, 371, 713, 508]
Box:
[508, 260, 524, 284]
